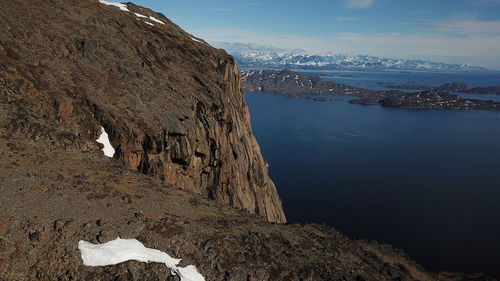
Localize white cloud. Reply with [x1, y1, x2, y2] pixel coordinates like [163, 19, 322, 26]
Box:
[193, 28, 500, 69]
[344, 0, 374, 8]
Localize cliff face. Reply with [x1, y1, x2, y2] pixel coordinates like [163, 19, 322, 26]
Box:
[0, 0, 284, 223]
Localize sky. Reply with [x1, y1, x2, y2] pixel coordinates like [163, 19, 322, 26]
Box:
[131, 0, 500, 69]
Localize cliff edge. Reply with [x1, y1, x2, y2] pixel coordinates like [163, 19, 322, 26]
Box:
[0, 0, 284, 223]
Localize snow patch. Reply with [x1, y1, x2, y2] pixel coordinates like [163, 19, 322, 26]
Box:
[134, 13, 148, 18]
[190, 37, 210, 46]
[96, 126, 115, 157]
[98, 0, 129, 12]
[79, 238, 205, 281]
[144, 21, 155, 26]
[149, 16, 165, 25]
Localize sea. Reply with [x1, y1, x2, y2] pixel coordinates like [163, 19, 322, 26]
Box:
[244, 70, 500, 273]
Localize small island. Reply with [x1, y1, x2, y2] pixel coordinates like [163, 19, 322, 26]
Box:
[241, 69, 500, 110]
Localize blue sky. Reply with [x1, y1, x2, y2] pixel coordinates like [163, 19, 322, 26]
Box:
[132, 0, 500, 69]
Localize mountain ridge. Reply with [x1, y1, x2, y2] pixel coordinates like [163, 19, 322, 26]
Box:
[214, 42, 488, 72]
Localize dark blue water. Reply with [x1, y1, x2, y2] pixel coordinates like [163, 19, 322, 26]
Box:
[245, 88, 500, 273]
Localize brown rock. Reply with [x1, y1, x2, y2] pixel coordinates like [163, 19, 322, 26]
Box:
[58, 101, 73, 120]
[0, 218, 8, 235]
[32, 185, 49, 193]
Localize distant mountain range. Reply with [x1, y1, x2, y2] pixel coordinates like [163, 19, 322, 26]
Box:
[213, 42, 487, 72]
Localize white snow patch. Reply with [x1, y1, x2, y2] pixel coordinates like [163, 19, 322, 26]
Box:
[96, 126, 115, 157]
[190, 37, 210, 46]
[134, 13, 148, 18]
[144, 21, 155, 26]
[191, 37, 203, 43]
[98, 0, 129, 12]
[79, 238, 205, 281]
[149, 16, 165, 24]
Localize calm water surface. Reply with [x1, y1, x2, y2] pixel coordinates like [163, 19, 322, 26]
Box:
[245, 87, 500, 273]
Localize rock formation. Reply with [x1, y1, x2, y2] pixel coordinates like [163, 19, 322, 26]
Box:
[0, 0, 284, 223]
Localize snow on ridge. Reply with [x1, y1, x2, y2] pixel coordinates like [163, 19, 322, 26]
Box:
[99, 1, 165, 26]
[230, 49, 486, 71]
[190, 37, 211, 47]
[96, 126, 115, 157]
[134, 13, 148, 18]
[98, 0, 129, 12]
[79, 238, 205, 281]
[149, 16, 165, 25]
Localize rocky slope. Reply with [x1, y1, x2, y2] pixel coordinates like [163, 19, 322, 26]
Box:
[3, 134, 497, 281]
[0, 0, 284, 223]
[1, 1, 499, 280]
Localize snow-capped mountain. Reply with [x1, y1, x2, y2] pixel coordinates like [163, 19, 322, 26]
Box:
[213, 42, 486, 72]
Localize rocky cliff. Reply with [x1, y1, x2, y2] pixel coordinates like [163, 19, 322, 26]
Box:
[0, 0, 284, 223]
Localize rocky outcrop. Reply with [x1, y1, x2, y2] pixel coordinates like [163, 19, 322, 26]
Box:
[0, 0, 284, 223]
